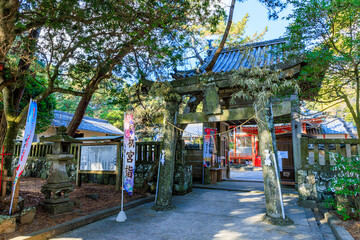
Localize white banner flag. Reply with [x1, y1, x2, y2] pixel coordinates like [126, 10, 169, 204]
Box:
[10, 100, 37, 214]
[123, 113, 135, 196]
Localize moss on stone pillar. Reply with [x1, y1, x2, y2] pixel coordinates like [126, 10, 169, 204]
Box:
[203, 83, 221, 115]
[255, 98, 293, 225]
[152, 94, 181, 211]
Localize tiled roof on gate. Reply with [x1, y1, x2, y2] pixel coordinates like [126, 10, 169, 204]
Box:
[174, 38, 294, 78]
[52, 110, 123, 135]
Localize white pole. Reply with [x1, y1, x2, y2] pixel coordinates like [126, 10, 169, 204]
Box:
[154, 153, 162, 204]
[273, 152, 286, 219]
[269, 102, 285, 220]
[116, 113, 127, 222]
[9, 184, 16, 215]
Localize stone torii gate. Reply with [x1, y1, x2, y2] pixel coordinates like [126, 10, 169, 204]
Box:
[153, 38, 321, 224]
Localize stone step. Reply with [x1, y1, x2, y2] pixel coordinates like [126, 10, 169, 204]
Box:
[312, 208, 337, 240]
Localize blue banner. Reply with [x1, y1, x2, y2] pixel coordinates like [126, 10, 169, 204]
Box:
[10, 100, 37, 214]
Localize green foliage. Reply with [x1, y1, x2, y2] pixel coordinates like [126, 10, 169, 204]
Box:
[200, 13, 268, 48]
[230, 67, 299, 103]
[19, 75, 56, 134]
[284, 0, 360, 136]
[56, 78, 129, 129]
[326, 153, 360, 220]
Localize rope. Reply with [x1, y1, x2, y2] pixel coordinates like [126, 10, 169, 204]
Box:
[166, 108, 264, 138]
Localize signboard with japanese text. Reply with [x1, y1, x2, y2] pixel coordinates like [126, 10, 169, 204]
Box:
[277, 151, 288, 172]
[123, 113, 136, 196]
[203, 128, 216, 167]
[76, 142, 121, 191]
[79, 145, 117, 171]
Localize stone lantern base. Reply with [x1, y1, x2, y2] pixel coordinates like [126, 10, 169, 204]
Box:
[41, 181, 74, 215]
[42, 201, 74, 215]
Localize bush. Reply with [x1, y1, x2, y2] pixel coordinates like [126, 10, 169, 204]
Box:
[325, 153, 360, 220]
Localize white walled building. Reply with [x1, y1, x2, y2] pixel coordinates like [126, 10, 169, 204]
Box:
[34, 110, 123, 141]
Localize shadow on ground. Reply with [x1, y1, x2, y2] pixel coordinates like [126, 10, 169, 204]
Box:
[52, 187, 322, 240]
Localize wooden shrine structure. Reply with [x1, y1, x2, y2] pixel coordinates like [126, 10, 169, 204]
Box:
[170, 38, 315, 180]
[152, 38, 323, 220]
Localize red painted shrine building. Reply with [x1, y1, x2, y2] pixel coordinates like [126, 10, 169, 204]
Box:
[229, 123, 300, 167]
[229, 116, 357, 168]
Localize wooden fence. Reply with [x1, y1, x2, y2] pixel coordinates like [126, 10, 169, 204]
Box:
[300, 138, 360, 169]
[116, 141, 161, 164]
[13, 142, 53, 159]
[135, 142, 161, 164]
[13, 141, 160, 164]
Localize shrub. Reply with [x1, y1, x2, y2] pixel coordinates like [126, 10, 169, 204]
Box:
[325, 153, 360, 220]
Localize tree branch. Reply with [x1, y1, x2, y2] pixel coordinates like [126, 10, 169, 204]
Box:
[52, 87, 85, 97]
[205, 0, 236, 72]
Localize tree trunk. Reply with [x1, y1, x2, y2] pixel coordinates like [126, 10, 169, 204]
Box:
[1, 78, 27, 171]
[66, 93, 93, 137]
[152, 96, 180, 211]
[66, 67, 107, 137]
[66, 35, 146, 136]
[205, 0, 236, 72]
[0, 111, 7, 146]
[0, 0, 19, 91]
[2, 120, 19, 172]
[0, 27, 40, 172]
[0, 0, 18, 60]
[255, 98, 293, 225]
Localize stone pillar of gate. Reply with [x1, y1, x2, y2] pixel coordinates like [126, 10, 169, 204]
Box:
[290, 94, 301, 186]
[152, 95, 181, 211]
[255, 98, 293, 225]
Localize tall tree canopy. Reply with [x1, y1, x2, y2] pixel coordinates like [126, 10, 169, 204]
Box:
[285, 0, 360, 137]
[0, 0, 225, 171]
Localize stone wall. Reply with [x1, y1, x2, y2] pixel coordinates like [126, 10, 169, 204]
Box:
[20, 158, 77, 181]
[21, 158, 192, 195]
[81, 163, 154, 188]
[297, 167, 335, 204]
[173, 164, 192, 195]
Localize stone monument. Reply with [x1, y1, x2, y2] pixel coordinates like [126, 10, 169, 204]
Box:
[40, 126, 81, 215]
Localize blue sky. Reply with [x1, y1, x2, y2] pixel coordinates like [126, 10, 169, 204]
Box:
[178, 1, 293, 71]
[228, 0, 293, 40]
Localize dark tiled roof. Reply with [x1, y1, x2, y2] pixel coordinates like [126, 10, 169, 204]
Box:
[52, 110, 123, 135]
[75, 136, 123, 141]
[302, 109, 357, 135]
[320, 119, 357, 135]
[174, 38, 292, 78]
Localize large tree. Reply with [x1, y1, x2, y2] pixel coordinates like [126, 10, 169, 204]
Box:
[0, 0, 130, 171]
[0, 1, 226, 172]
[285, 0, 360, 137]
[62, 0, 226, 136]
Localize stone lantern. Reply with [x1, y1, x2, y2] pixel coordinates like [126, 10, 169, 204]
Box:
[40, 126, 81, 215]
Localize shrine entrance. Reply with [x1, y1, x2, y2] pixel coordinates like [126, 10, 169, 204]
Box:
[228, 126, 296, 183]
[168, 39, 317, 188]
[183, 121, 297, 185]
[153, 38, 322, 222]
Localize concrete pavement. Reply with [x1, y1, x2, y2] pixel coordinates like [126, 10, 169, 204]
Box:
[193, 180, 297, 195]
[229, 170, 264, 182]
[53, 188, 324, 240]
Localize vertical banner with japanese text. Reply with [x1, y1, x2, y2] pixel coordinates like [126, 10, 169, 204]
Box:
[123, 113, 135, 196]
[203, 128, 216, 167]
[10, 100, 37, 213]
